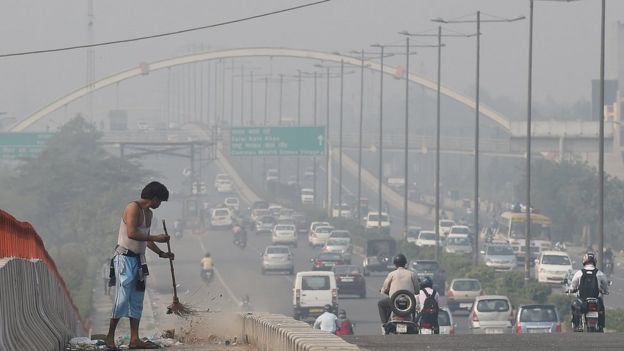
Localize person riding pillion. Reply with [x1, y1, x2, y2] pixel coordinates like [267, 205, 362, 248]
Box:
[568, 252, 609, 332]
[313, 304, 339, 333]
[201, 252, 213, 271]
[378, 254, 420, 328]
[416, 276, 440, 334]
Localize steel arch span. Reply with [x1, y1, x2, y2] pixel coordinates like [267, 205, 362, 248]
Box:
[11, 47, 512, 132]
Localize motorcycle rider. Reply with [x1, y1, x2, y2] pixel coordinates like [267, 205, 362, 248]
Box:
[604, 248, 614, 275]
[378, 253, 420, 333]
[335, 309, 354, 336]
[416, 276, 440, 334]
[200, 252, 214, 275]
[568, 252, 609, 332]
[313, 304, 339, 334]
[232, 221, 247, 246]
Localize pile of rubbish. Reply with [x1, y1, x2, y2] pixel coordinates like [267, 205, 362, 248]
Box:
[65, 335, 181, 350]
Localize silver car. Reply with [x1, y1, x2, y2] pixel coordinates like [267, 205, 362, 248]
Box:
[470, 295, 514, 334]
[483, 244, 516, 271]
[322, 238, 353, 264]
[261, 245, 294, 274]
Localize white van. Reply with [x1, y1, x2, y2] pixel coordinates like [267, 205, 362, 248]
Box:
[293, 271, 337, 320]
[365, 212, 390, 234]
[210, 207, 232, 229]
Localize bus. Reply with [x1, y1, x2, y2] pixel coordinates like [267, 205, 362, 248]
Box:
[494, 211, 552, 264]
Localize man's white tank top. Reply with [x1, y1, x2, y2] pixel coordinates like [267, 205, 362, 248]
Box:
[117, 202, 150, 254]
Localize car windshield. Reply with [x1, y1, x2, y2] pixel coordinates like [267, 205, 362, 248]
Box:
[477, 299, 510, 312]
[327, 238, 349, 246]
[254, 209, 269, 216]
[214, 209, 229, 216]
[318, 253, 342, 260]
[447, 237, 470, 246]
[266, 247, 289, 254]
[420, 232, 436, 240]
[302, 190, 314, 195]
[259, 216, 275, 224]
[313, 222, 330, 230]
[334, 265, 362, 275]
[317, 227, 333, 234]
[411, 262, 438, 272]
[331, 230, 350, 236]
[451, 227, 469, 234]
[541, 255, 570, 265]
[440, 220, 455, 227]
[520, 306, 558, 323]
[438, 310, 451, 326]
[301, 276, 330, 290]
[368, 214, 389, 222]
[275, 225, 294, 231]
[452, 280, 481, 291]
[487, 245, 514, 255]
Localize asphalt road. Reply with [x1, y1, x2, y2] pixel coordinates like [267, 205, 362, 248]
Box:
[137, 150, 624, 342]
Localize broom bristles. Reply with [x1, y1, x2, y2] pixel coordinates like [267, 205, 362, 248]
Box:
[167, 300, 196, 317]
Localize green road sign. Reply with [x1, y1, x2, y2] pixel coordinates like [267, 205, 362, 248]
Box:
[0, 132, 54, 160]
[230, 126, 325, 156]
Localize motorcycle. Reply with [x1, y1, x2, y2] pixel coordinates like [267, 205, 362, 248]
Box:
[571, 297, 601, 332]
[232, 226, 247, 249]
[201, 268, 214, 283]
[604, 258, 614, 277]
[383, 290, 418, 335]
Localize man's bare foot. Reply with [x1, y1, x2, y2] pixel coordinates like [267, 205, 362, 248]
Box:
[105, 334, 116, 348]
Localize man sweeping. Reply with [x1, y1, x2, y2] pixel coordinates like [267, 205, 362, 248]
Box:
[106, 181, 174, 350]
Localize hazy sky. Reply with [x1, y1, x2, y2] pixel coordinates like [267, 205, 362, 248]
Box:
[0, 0, 622, 126]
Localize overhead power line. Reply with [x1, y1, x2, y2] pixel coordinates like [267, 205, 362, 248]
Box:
[0, 0, 331, 59]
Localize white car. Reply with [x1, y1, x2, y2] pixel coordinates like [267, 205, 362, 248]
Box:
[266, 168, 278, 182]
[214, 173, 230, 188]
[404, 226, 422, 244]
[449, 225, 470, 237]
[438, 220, 456, 238]
[309, 225, 334, 247]
[365, 212, 390, 234]
[293, 271, 337, 321]
[301, 188, 315, 205]
[224, 197, 240, 212]
[210, 207, 232, 229]
[536, 251, 572, 284]
[272, 224, 297, 247]
[416, 230, 437, 247]
[332, 203, 352, 218]
[216, 179, 233, 193]
[445, 234, 473, 255]
[308, 221, 330, 238]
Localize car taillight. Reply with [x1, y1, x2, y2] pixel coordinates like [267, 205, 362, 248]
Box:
[331, 288, 337, 304]
[314, 261, 322, 268]
[450, 326, 455, 335]
[447, 290, 454, 298]
[471, 312, 479, 322]
[515, 325, 522, 335]
[421, 321, 432, 329]
[555, 323, 561, 333]
[295, 288, 301, 304]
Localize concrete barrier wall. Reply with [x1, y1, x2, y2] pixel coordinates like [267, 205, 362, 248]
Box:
[240, 313, 361, 351]
[0, 258, 84, 350]
[0, 209, 85, 350]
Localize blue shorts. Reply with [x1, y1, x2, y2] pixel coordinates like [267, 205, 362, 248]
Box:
[111, 255, 144, 319]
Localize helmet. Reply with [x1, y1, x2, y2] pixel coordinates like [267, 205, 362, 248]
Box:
[420, 276, 433, 289]
[204, 252, 211, 257]
[393, 253, 407, 268]
[338, 309, 347, 318]
[324, 304, 333, 313]
[582, 252, 596, 266]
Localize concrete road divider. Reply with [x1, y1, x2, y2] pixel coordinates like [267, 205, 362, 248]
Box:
[240, 312, 361, 351]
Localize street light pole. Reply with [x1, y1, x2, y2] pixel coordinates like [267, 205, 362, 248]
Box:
[525, 0, 535, 281]
[375, 44, 386, 236]
[598, 0, 606, 269]
[435, 26, 442, 261]
[357, 50, 365, 224]
[240, 64, 245, 126]
[403, 37, 410, 240]
[338, 59, 345, 218]
[297, 70, 302, 186]
[279, 73, 284, 185]
[313, 71, 319, 206]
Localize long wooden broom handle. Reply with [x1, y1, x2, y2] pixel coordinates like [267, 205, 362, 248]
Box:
[162, 220, 178, 300]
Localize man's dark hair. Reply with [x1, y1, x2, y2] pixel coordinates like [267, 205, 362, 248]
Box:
[141, 181, 169, 201]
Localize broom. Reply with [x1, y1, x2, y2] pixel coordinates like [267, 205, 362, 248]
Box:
[162, 219, 195, 317]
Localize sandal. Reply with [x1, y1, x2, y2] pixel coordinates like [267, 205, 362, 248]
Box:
[128, 339, 161, 349]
